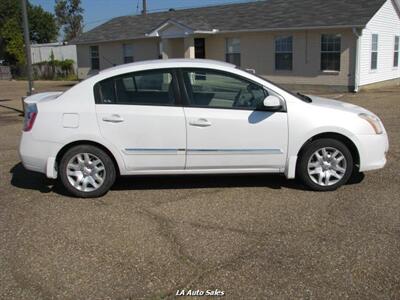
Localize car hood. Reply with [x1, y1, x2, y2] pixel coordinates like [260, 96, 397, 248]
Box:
[307, 95, 372, 115]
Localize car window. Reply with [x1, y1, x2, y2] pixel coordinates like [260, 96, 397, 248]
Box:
[182, 69, 267, 110]
[94, 69, 176, 105]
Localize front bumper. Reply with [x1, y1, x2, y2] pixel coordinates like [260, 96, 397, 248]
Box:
[358, 132, 389, 172]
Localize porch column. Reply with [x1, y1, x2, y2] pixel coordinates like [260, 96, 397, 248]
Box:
[184, 37, 195, 59]
[160, 38, 169, 59]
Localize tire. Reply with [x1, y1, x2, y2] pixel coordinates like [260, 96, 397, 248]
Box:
[297, 138, 353, 191]
[59, 145, 116, 198]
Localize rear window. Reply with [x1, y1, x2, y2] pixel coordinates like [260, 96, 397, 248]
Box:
[94, 69, 176, 106]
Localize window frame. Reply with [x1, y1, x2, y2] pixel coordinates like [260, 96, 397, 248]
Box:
[177, 67, 286, 112]
[123, 44, 134, 64]
[320, 34, 341, 72]
[275, 35, 293, 71]
[90, 45, 100, 70]
[93, 68, 182, 107]
[225, 38, 241, 66]
[371, 34, 379, 70]
[394, 36, 399, 68]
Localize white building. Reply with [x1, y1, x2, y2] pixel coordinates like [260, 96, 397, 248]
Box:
[357, 0, 400, 88]
[74, 0, 400, 91]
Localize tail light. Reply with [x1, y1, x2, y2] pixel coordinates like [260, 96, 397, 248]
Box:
[23, 103, 38, 132]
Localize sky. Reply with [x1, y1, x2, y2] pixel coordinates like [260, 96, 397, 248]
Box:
[30, 0, 254, 32]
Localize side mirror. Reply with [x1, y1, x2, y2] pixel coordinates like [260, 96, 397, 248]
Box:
[263, 95, 282, 110]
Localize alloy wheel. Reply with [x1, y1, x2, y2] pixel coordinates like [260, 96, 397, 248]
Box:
[66, 153, 106, 192]
[307, 147, 347, 187]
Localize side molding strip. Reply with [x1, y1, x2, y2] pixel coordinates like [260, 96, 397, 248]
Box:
[187, 149, 282, 154]
[124, 148, 283, 155]
[123, 148, 185, 155]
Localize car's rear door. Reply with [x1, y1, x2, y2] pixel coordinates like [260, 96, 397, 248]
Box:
[95, 68, 186, 172]
[180, 68, 288, 171]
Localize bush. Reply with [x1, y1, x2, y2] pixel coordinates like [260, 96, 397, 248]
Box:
[32, 58, 75, 80]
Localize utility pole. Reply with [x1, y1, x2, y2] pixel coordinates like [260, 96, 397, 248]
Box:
[142, 0, 147, 15]
[21, 0, 34, 96]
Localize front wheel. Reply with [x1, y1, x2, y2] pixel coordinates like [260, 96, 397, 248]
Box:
[297, 139, 353, 191]
[59, 145, 116, 198]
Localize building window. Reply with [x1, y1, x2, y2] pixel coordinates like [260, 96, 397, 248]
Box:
[123, 44, 134, 64]
[321, 34, 341, 71]
[90, 46, 100, 70]
[394, 36, 399, 68]
[371, 34, 378, 70]
[226, 38, 241, 66]
[275, 36, 293, 71]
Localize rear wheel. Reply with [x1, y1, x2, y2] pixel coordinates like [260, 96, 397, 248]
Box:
[297, 139, 353, 191]
[59, 145, 116, 198]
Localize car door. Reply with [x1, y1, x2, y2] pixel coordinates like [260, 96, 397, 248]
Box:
[180, 68, 288, 171]
[95, 68, 186, 172]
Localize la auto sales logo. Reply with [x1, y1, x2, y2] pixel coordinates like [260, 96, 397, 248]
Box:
[176, 289, 225, 297]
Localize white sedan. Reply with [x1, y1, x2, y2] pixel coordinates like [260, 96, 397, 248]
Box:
[19, 59, 389, 198]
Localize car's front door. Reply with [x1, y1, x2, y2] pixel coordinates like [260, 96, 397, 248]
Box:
[95, 69, 186, 172]
[180, 68, 288, 171]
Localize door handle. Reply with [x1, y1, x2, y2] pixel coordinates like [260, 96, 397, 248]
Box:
[189, 118, 212, 127]
[102, 114, 124, 123]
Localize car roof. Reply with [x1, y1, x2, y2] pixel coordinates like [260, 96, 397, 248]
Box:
[99, 59, 236, 75]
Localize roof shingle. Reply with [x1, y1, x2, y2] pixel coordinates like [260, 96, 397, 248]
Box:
[74, 0, 387, 44]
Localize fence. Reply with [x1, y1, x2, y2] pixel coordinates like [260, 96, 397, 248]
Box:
[31, 43, 77, 73]
[0, 66, 11, 80]
[33, 61, 75, 79]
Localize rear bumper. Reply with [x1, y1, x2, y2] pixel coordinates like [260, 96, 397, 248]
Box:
[358, 133, 389, 172]
[19, 132, 61, 179]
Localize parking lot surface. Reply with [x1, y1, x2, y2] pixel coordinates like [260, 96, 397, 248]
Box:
[0, 80, 399, 299]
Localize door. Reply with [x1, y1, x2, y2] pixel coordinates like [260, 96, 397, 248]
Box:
[180, 68, 288, 170]
[95, 69, 186, 172]
[194, 38, 206, 59]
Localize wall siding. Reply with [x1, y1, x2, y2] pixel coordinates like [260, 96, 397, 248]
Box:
[359, 0, 400, 86]
[163, 38, 185, 58]
[76, 44, 91, 79]
[77, 38, 159, 79]
[76, 29, 357, 86]
[205, 29, 356, 87]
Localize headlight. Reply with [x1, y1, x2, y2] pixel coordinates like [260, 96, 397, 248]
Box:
[359, 113, 383, 134]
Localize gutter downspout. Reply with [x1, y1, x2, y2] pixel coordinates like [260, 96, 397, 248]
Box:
[352, 27, 363, 93]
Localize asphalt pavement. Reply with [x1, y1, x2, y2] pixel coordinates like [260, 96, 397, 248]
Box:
[0, 81, 399, 299]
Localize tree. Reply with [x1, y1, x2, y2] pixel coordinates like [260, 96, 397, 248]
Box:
[0, 0, 21, 30]
[0, 0, 58, 44]
[55, 0, 84, 42]
[0, 0, 58, 65]
[1, 18, 25, 65]
[29, 5, 59, 43]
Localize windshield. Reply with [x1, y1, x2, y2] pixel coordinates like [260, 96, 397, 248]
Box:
[238, 67, 312, 103]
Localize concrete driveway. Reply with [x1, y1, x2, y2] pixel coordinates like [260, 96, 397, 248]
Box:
[0, 80, 399, 299]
